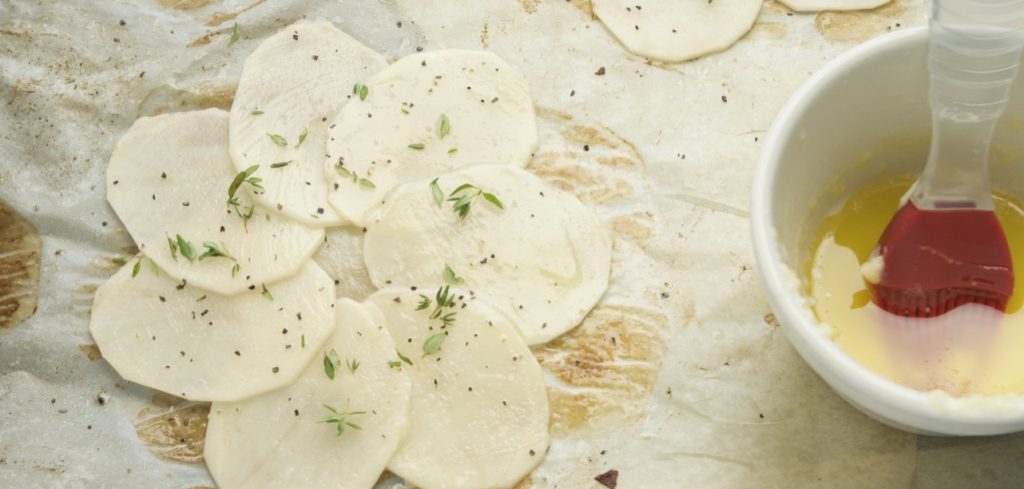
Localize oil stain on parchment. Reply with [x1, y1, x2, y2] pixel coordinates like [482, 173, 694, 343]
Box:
[135, 399, 210, 464]
[530, 108, 652, 242]
[137, 83, 235, 117]
[0, 199, 42, 335]
[816, 0, 906, 42]
[159, 0, 215, 10]
[528, 108, 672, 436]
[78, 344, 103, 361]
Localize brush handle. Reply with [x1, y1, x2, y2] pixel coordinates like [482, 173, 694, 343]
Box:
[912, 0, 1024, 211]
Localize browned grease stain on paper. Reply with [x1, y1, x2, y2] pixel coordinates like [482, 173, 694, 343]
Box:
[535, 306, 669, 435]
[206, 0, 267, 26]
[135, 403, 210, 464]
[0, 199, 42, 333]
[137, 83, 235, 117]
[567, 0, 595, 18]
[816, 0, 905, 42]
[749, 22, 788, 40]
[78, 344, 103, 361]
[520, 0, 540, 13]
[160, 0, 214, 9]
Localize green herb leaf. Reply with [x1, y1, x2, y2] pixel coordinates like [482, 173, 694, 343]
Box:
[408, 143, 425, 150]
[324, 348, 341, 380]
[295, 127, 308, 148]
[450, 183, 476, 195]
[353, 83, 369, 101]
[131, 259, 141, 278]
[438, 114, 450, 139]
[335, 165, 352, 178]
[319, 404, 366, 437]
[346, 358, 360, 374]
[112, 255, 128, 266]
[482, 192, 504, 209]
[199, 241, 234, 261]
[58, 408, 68, 414]
[251, 109, 264, 116]
[301, 334, 306, 348]
[270, 161, 292, 169]
[196, 295, 207, 302]
[228, 165, 260, 199]
[396, 349, 413, 366]
[176, 235, 196, 261]
[261, 284, 273, 301]
[388, 360, 402, 369]
[357, 177, 376, 189]
[267, 133, 287, 147]
[430, 178, 443, 207]
[231, 263, 241, 277]
[229, 23, 240, 45]
[448, 147, 458, 155]
[401, 108, 410, 115]
[416, 294, 431, 310]
[422, 333, 446, 356]
[167, 237, 179, 261]
[443, 264, 464, 285]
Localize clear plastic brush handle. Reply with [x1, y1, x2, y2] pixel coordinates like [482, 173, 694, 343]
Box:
[912, 0, 1024, 211]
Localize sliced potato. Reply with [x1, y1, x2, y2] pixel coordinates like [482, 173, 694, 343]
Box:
[205, 299, 410, 489]
[592, 0, 763, 62]
[367, 288, 549, 489]
[106, 109, 323, 295]
[363, 165, 611, 345]
[230, 21, 388, 227]
[313, 226, 376, 301]
[778, 0, 891, 11]
[324, 49, 537, 225]
[89, 259, 335, 402]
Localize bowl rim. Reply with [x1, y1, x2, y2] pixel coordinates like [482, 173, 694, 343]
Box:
[750, 25, 1024, 430]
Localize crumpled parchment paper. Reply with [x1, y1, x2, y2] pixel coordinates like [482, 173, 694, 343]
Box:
[3, 0, 1024, 488]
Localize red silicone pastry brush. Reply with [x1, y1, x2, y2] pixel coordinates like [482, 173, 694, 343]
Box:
[867, 1, 1024, 317]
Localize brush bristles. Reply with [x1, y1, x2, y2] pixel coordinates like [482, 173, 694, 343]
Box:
[871, 286, 1008, 317]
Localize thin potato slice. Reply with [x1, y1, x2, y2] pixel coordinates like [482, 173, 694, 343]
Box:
[106, 109, 323, 295]
[89, 260, 335, 402]
[205, 299, 411, 489]
[592, 0, 763, 62]
[367, 288, 549, 489]
[230, 21, 387, 226]
[363, 165, 611, 345]
[324, 50, 537, 225]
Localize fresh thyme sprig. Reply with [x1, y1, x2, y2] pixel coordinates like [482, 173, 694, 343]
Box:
[335, 164, 376, 190]
[447, 183, 503, 219]
[324, 348, 341, 380]
[443, 264, 464, 285]
[319, 403, 365, 437]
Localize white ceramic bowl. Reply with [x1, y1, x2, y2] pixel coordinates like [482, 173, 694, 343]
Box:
[752, 26, 1024, 436]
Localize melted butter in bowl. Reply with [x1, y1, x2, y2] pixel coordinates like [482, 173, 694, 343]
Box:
[809, 177, 1024, 396]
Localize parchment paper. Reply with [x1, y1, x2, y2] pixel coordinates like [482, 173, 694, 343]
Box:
[3, 0, 1024, 488]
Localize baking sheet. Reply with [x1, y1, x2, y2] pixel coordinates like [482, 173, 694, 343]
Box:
[3, 0, 1024, 487]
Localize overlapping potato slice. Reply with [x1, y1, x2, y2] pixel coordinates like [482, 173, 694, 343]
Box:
[106, 109, 323, 295]
[324, 49, 537, 225]
[89, 259, 335, 402]
[367, 288, 549, 489]
[779, 0, 890, 11]
[204, 299, 411, 489]
[229, 21, 388, 226]
[363, 165, 611, 344]
[313, 226, 376, 301]
[592, 0, 763, 62]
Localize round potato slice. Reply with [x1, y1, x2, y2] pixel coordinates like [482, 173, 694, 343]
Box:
[313, 225, 376, 301]
[367, 288, 549, 489]
[363, 165, 611, 345]
[324, 49, 537, 225]
[205, 298, 410, 489]
[229, 21, 388, 226]
[89, 259, 335, 402]
[592, 0, 763, 63]
[106, 109, 323, 296]
[778, 0, 891, 11]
